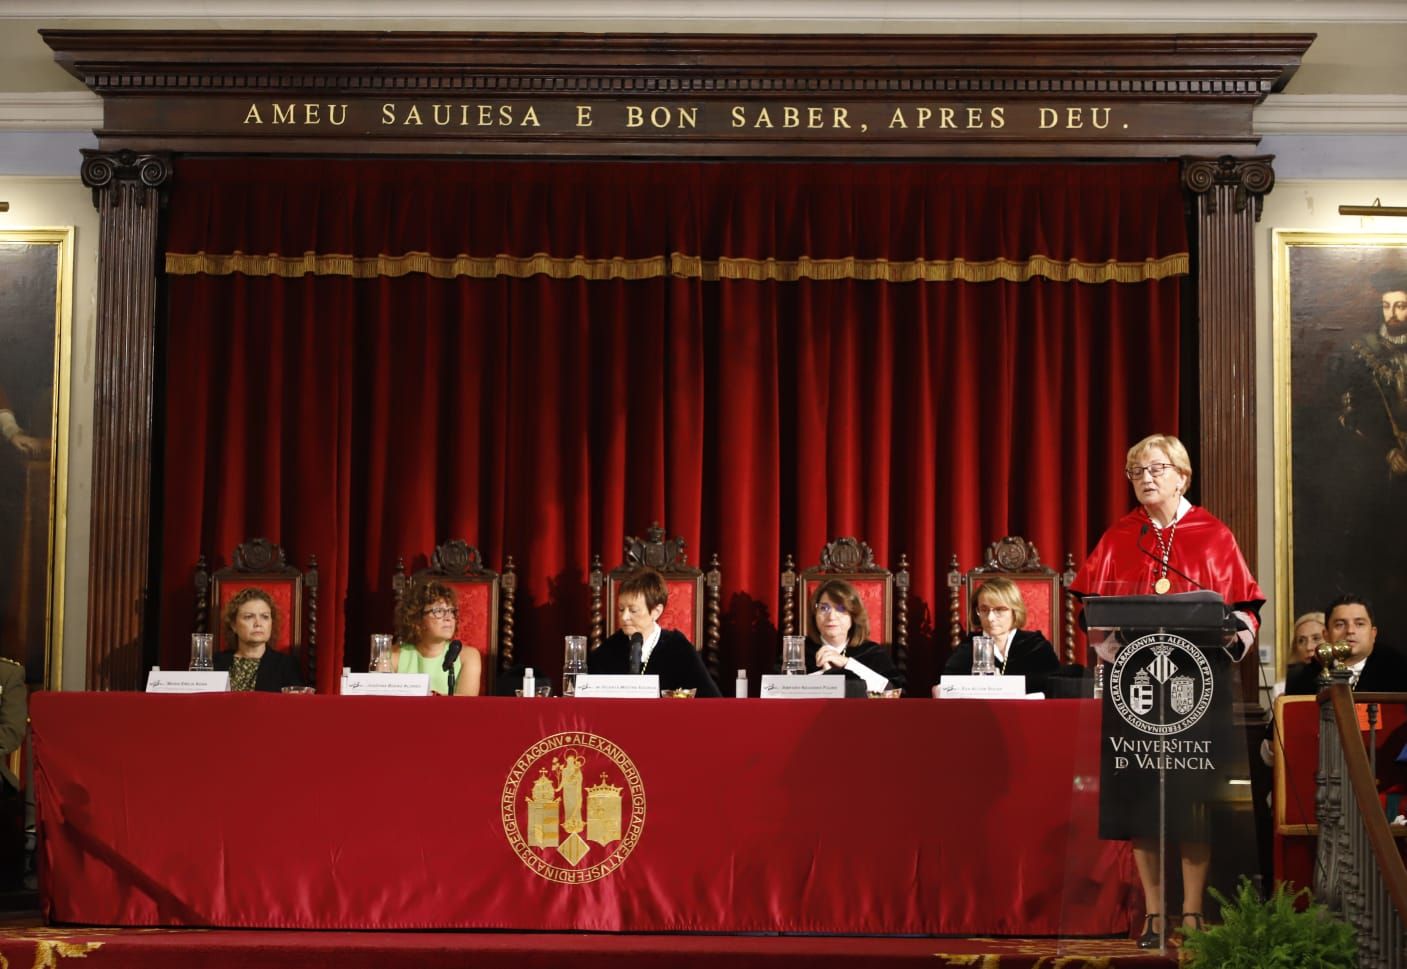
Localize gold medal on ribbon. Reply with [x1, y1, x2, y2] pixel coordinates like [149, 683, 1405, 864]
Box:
[1155, 577, 1171, 595]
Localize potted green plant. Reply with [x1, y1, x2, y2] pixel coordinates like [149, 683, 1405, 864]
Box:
[1180, 877, 1356, 968]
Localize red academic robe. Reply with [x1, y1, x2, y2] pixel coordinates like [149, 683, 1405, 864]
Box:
[1074, 504, 1265, 841]
[1071, 505, 1265, 630]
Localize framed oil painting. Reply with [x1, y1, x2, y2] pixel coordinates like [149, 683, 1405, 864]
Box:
[0, 228, 73, 689]
[1273, 231, 1407, 680]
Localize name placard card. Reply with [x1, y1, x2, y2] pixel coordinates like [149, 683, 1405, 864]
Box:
[343, 673, 431, 697]
[146, 670, 230, 694]
[935, 675, 1029, 699]
[573, 674, 660, 698]
[759, 675, 847, 699]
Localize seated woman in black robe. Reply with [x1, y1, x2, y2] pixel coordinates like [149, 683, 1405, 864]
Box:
[805, 578, 904, 695]
[943, 576, 1059, 689]
[213, 586, 304, 692]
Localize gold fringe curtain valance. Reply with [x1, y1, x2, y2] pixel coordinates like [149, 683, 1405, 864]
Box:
[165, 250, 1189, 285]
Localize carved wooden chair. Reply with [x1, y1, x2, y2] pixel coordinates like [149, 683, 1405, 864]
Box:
[781, 537, 909, 671]
[946, 535, 1077, 663]
[194, 538, 318, 683]
[589, 522, 722, 678]
[392, 540, 516, 696]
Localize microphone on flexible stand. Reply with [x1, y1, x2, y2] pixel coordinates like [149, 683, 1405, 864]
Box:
[1136, 523, 1209, 593]
[443, 639, 463, 696]
[1135, 525, 1243, 641]
[628, 632, 644, 675]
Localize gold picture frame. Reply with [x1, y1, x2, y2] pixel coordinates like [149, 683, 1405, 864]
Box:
[0, 227, 74, 689]
[1273, 230, 1407, 683]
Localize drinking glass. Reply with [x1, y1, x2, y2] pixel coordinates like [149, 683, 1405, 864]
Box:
[369, 634, 393, 673]
[562, 635, 588, 696]
[972, 635, 997, 676]
[782, 636, 806, 675]
[189, 633, 213, 671]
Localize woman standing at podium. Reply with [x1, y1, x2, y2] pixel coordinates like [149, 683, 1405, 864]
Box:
[1071, 433, 1263, 948]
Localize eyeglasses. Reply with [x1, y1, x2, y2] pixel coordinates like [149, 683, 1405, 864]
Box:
[977, 605, 1011, 616]
[815, 602, 849, 617]
[1124, 463, 1173, 480]
[423, 606, 458, 619]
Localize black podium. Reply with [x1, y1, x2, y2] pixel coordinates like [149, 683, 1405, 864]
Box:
[1084, 591, 1243, 948]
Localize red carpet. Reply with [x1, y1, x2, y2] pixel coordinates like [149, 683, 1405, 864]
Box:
[0, 921, 1181, 968]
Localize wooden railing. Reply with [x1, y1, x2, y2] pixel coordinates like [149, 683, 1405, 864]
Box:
[1316, 678, 1407, 966]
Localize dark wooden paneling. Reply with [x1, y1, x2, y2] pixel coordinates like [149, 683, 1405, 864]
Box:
[80, 150, 171, 691]
[42, 31, 1311, 159]
[1183, 155, 1272, 702]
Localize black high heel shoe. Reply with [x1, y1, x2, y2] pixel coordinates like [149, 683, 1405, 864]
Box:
[1137, 913, 1164, 949]
[1179, 912, 1206, 934]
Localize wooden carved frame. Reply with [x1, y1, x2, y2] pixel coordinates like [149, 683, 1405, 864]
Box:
[782, 537, 910, 671]
[946, 535, 1077, 664]
[589, 522, 722, 678]
[42, 30, 1307, 690]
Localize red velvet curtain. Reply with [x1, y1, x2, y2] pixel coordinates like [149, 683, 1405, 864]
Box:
[159, 159, 1186, 694]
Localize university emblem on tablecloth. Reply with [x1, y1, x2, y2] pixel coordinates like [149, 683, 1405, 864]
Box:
[1109, 633, 1213, 737]
[501, 731, 645, 883]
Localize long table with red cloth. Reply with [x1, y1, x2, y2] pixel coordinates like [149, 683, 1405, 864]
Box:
[31, 693, 1136, 935]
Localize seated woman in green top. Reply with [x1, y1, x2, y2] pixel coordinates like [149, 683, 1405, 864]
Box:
[214, 586, 304, 692]
[391, 579, 481, 696]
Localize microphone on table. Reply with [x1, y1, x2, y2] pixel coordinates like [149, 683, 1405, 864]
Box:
[628, 632, 644, 675]
[444, 639, 463, 696]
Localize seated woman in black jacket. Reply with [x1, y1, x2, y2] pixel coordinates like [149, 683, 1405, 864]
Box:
[807, 578, 904, 694]
[214, 586, 305, 692]
[943, 576, 1059, 687]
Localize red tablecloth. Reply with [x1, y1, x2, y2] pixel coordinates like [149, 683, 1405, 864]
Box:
[32, 693, 1135, 934]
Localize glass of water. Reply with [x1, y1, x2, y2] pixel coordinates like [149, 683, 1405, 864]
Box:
[369, 634, 393, 673]
[972, 635, 997, 676]
[189, 633, 213, 671]
[562, 635, 588, 695]
[782, 636, 806, 675]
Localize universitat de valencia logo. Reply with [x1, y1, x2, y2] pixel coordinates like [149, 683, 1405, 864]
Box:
[501, 732, 646, 883]
[1109, 632, 1215, 736]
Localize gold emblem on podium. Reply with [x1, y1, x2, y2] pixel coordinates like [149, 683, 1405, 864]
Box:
[502, 732, 645, 883]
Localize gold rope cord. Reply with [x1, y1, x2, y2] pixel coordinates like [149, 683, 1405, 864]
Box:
[165, 250, 1188, 284]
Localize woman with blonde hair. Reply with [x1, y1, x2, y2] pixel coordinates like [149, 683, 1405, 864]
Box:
[943, 576, 1059, 682]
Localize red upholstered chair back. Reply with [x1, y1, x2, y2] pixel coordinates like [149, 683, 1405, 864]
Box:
[589, 523, 722, 671]
[392, 540, 514, 696]
[782, 538, 909, 667]
[947, 536, 1075, 664]
[215, 579, 298, 653]
[195, 538, 317, 679]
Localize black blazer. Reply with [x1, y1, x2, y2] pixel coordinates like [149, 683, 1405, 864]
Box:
[943, 628, 1060, 689]
[215, 647, 305, 693]
[1286, 643, 1407, 696]
[803, 638, 905, 693]
[589, 628, 722, 697]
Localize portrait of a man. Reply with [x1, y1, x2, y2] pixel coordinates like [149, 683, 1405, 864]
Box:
[1282, 234, 1407, 658]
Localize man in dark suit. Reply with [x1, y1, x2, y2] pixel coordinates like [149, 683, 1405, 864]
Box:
[588, 567, 721, 696]
[1286, 593, 1407, 695]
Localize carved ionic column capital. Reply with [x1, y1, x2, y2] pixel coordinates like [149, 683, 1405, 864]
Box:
[80, 149, 173, 209]
[1181, 155, 1275, 221]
